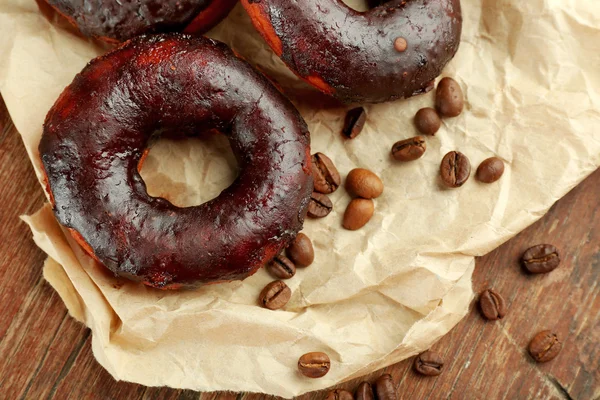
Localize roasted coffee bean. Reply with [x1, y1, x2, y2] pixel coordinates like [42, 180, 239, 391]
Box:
[479, 288, 507, 321]
[298, 352, 331, 378]
[476, 157, 505, 183]
[343, 107, 367, 139]
[266, 254, 296, 279]
[312, 152, 341, 194]
[307, 192, 333, 218]
[286, 233, 314, 267]
[391, 136, 426, 161]
[414, 108, 441, 135]
[325, 389, 354, 400]
[259, 280, 291, 310]
[345, 168, 384, 199]
[529, 330, 562, 363]
[435, 77, 464, 117]
[356, 382, 374, 400]
[343, 198, 375, 231]
[521, 244, 560, 274]
[414, 351, 444, 376]
[440, 151, 471, 188]
[374, 374, 397, 400]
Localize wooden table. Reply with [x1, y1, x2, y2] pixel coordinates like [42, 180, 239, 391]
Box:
[0, 96, 598, 400]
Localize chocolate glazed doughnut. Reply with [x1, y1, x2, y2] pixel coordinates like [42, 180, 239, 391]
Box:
[45, 0, 238, 42]
[242, 0, 462, 103]
[40, 34, 313, 288]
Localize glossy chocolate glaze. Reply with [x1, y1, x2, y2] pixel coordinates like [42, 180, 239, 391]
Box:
[40, 34, 313, 288]
[46, 0, 237, 42]
[242, 0, 462, 103]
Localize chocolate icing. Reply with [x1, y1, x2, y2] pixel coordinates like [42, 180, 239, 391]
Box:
[40, 34, 313, 288]
[242, 0, 462, 103]
[46, 0, 237, 42]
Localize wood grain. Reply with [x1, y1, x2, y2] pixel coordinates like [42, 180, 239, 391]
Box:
[0, 100, 597, 400]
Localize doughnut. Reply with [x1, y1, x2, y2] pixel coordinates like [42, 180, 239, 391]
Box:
[45, 0, 238, 43]
[241, 0, 462, 103]
[39, 34, 313, 288]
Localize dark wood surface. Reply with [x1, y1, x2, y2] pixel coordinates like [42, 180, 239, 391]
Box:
[0, 97, 598, 400]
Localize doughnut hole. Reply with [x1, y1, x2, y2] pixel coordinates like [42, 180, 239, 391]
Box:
[139, 132, 238, 208]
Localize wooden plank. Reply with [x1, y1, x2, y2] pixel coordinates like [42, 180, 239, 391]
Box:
[0, 96, 60, 399]
[0, 96, 47, 341]
[49, 335, 148, 400]
[22, 320, 90, 399]
[0, 101, 597, 399]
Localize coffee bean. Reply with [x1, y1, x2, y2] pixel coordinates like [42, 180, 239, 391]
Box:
[374, 374, 396, 400]
[298, 352, 331, 378]
[356, 382, 374, 400]
[391, 136, 426, 161]
[307, 192, 333, 218]
[414, 351, 444, 376]
[521, 244, 560, 274]
[312, 152, 341, 194]
[414, 108, 441, 135]
[266, 254, 296, 279]
[345, 168, 384, 199]
[325, 389, 354, 400]
[440, 151, 471, 188]
[343, 107, 367, 139]
[286, 233, 314, 267]
[343, 198, 374, 231]
[529, 330, 562, 363]
[476, 157, 505, 183]
[435, 77, 464, 117]
[259, 280, 291, 310]
[479, 288, 507, 321]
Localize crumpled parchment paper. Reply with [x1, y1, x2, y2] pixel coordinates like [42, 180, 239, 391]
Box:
[1, 0, 599, 397]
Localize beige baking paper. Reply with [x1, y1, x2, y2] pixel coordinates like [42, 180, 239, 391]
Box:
[1, 0, 600, 397]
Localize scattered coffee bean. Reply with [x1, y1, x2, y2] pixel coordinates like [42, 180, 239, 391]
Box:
[414, 108, 441, 135]
[266, 254, 296, 279]
[307, 192, 333, 218]
[298, 352, 331, 378]
[325, 389, 354, 400]
[356, 382, 374, 400]
[286, 233, 314, 267]
[521, 244, 560, 274]
[529, 330, 562, 363]
[391, 136, 426, 161]
[259, 280, 291, 310]
[345, 168, 384, 199]
[374, 374, 397, 400]
[479, 288, 507, 321]
[343, 107, 367, 139]
[312, 152, 341, 194]
[476, 157, 505, 183]
[435, 77, 464, 117]
[440, 151, 471, 188]
[343, 198, 375, 230]
[414, 351, 444, 376]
